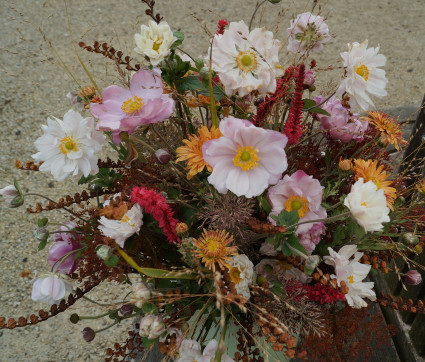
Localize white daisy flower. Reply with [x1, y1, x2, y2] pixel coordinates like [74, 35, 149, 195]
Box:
[324, 245, 376, 309]
[209, 20, 283, 97]
[337, 40, 388, 111]
[32, 110, 105, 181]
[134, 20, 177, 66]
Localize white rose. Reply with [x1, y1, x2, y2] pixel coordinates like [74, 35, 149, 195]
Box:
[134, 20, 177, 66]
[344, 178, 390, 232]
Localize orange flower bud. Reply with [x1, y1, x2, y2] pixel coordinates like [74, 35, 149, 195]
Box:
[339, 157, 352, 171]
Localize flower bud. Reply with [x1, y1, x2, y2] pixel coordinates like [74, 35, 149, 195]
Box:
[404, 270, 422, 286]
[120, 304, 133, 316]
[175, 222, 188, 236]
[267, 0, 282, 3]
[303, 69, 315, 88]
[339, 158, 352, 171]
[257, 275, 267, 286]
[70, 313, 80, 324]
[305, 255, 321, 272]
[415, 245, 423, 254]
[139, 315, 166, 339]
[96, 245, 113, 260]
[401, 232, 419, 246]
[155, 148, 171, 164]
[34, 227, 49, 242]
[131, 281, 152, 308]
[0, 185, 23, 208]
[199, 67, 210, 81]
[82, 327, 95, 342]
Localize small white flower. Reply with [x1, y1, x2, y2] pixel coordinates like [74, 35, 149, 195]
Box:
[228, 254, 254, 299]
[31, 272, 73, 305]
[287, 12, 330, 53]
[32, 110, 105, 181]
[336, 40, 388, 111]
[177, 339, 234, 362]
[98, 204, 143, 248]
[209, 21, 283, 97]
[134, 20, 177, 66]
[324, 245, 376, 308]
[344, 178, 390, 232]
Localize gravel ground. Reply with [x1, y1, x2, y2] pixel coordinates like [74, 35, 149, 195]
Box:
[0, 0, 424, 360]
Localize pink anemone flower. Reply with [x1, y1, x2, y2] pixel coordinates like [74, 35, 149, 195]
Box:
[90, 68, 175, 143]
[202, 116, 288, 198]
[268, 170, 327, 252]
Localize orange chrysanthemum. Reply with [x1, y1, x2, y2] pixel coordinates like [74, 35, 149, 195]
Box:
[352, 159, 397, 209]
[362, 111, 408, 151]
[193, 229, 237, 272]
[176, 126, 222, 179]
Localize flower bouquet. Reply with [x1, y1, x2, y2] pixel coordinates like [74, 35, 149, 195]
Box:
[1, 0, 425, 360]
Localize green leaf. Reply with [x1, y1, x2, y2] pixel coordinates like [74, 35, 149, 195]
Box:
[258, 195, 272, 214]
[142, 337, 157, 348]
[333, 225, 346, 245]
[172, 31, 184, 48]
[270, 209, 299, 228]
[37, 218, 48, 228]
[104, 254, 119, 267]
[309, 106, 331, 116]
[142, 302, 158, 314]
[286, 233, 306, 255]
[38, 239, 48, 251]
[302, 99, 316, 110]
[175, 75, 206, 93]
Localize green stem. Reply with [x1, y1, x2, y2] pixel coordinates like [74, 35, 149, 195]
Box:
[215, 314, 230, 362]
[129, 135, 157, 154]
[150, 125, 176, 155]
[78, 311, 112, 320]
[288, 211, 351, 230]
[249, 0, 268, 31]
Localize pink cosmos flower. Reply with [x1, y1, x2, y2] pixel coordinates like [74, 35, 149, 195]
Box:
[48, 222, 81, 274]
[268, 170, 326, 252]
[90, 68, 175, 144]
[314, 96, 368, 143]
[202, 116, 288, 198]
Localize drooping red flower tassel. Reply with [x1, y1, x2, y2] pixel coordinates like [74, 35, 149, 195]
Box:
[283, 63, 305, 145]
[130, 186, 180, 243]
[251, 66, 295, 127]
[216, 19, 228, 35]
[304, 283, 346, 304]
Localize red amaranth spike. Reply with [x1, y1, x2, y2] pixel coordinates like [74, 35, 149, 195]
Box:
[130, 186, 180, 243]
[216, 19, 228, 35]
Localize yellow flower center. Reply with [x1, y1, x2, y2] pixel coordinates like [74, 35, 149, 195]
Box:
[284, 195, 309, 218]
[60, 136, 77, 154]
[347, 275, 354, 284]
[121, 95, 144, 115]
[229, 267, 241, 285]
[373, 178, 382, 189]
[205, 237, 221, 255]
[152, 39, 162, 53]
[121, 215, 135, 227]
[361, 202, 368, 207]
[233, 146, 259, 171]
[355, 64, 369, 81]
[235, 50, 257, 73]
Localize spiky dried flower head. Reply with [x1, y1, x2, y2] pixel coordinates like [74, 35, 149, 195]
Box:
[193, 229, 237, 272]
[197, 193, 256, 246]
[175, 126, 222, 179]
[362, 111, 408, 151]
[352, 159, 397, 209]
